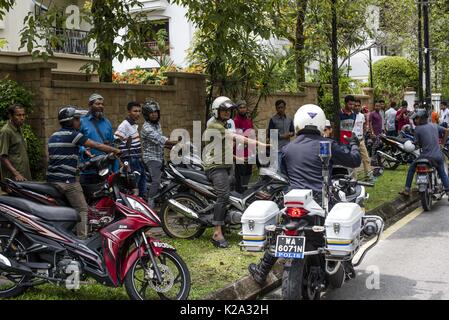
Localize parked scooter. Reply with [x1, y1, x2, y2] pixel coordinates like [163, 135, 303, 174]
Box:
[376, 133, 419, 170]
[2, 154, 153, 232]
[0, 154, 191, 300]
[161, 165, 289, 239]
[240, 141, 383, 300]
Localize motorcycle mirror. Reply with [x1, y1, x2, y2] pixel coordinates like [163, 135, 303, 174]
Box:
[99, 168, 109, 177]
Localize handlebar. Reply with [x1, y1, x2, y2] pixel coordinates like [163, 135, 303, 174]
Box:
[78, 153, 116, 171]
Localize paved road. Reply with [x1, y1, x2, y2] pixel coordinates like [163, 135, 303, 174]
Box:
[264, 199, 449, 300]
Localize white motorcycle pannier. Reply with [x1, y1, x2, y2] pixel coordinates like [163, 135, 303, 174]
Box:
[325, 203, 364, 258]
[240, 201, 280, 252]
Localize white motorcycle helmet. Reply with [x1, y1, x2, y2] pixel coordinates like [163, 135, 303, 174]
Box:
[211, 96, 236, 119]
[403, 140, 416, 153]
[294, 104, 327, 134]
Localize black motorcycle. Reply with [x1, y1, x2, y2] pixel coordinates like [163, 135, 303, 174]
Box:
[415, 158, 447, 211]
[160, 164, 289, 239]
[375, 134, 419, 170]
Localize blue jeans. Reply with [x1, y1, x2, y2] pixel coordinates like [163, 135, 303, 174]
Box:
[405, 158, 449, 191]
[129, 158, 147, 198]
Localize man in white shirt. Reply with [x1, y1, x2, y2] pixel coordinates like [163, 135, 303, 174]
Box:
[385, 102, 398, 136]
[439, 101, 449, 128]
[353, 99, 373, 181]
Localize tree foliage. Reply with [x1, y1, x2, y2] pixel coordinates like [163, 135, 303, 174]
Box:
[372, 56, 418, 102]
[173, 0, 281, 118]
[19, 0, 159, 82]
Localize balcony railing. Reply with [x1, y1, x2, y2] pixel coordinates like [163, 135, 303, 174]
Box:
[50, 28, 89, 56]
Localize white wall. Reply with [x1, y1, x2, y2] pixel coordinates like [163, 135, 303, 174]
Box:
[0, 0, 34, 52]
[113, 2, 195, 72]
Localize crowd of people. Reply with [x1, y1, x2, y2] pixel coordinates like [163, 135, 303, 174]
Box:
[0, 94, 180, 239]
[1, 93, 449, 247]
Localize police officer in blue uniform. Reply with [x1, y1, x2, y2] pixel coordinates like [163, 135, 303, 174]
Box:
[248, 104, 362, 285]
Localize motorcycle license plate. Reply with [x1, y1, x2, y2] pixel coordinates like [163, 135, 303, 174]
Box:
[417, 175, 428, 184]
[274, 236, 306, 259]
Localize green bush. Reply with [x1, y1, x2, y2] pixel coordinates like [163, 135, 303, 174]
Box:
[0, 80, 43, 179]
[372, 56, 419, 103]
[0, 79, 34, 120]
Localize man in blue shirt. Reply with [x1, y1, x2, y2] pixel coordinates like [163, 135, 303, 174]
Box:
[79, 93, 118, 185]
[400, 108, 449, 199]
[48, 106, 120, 238]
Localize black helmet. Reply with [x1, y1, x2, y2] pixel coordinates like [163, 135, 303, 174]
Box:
[58, 106, 86, 128]
[142, 101, 160, 122]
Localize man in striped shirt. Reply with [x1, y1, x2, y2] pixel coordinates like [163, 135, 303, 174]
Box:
[114, 102, 146, 198]
[47, 106, 120, 238]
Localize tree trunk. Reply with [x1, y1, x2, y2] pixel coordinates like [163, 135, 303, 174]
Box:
[295, 0, 308, 88]
[331, 0, 340, 141]
[92, 0, 114, 82]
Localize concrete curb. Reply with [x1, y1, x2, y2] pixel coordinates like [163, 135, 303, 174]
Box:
[204, 191, 421, 300]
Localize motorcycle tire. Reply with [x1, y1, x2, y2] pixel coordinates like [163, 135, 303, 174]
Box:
[420, 189, 432, 211]
[282, 258, 306, 300]
[159, 193, 206, 239]
[282, 257, 321, 300]
[124, 249, 191, 300]
[0, 228, 33, 299]
[327, 262, 345, 289]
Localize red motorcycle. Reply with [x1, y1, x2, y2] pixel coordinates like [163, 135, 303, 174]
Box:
[0, 154, 191, 300]
[2, 154, 143, 232]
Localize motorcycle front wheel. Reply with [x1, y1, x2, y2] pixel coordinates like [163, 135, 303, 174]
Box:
[0, 228, 32, 299]
[160, 193, 206, 239]
[124, 249, 191, 300]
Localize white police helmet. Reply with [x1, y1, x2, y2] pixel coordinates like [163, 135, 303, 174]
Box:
[294, 104, 327, 134]
[211, 96, 235, 119]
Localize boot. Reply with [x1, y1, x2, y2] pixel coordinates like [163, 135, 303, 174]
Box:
[248, 251, 277, 285]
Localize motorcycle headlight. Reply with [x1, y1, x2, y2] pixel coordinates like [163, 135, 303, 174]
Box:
[126, 197, 160, 223]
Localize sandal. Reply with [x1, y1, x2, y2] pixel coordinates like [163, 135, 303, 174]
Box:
[211, 238, 229, 249]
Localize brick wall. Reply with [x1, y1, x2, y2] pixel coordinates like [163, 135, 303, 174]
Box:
[0, 61, 324, 165]
[252, 83, 320, 128]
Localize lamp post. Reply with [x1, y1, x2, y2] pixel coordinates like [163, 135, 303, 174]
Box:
[331, 0, 340, 142]
[417, 1, 424, 103]
[423, 0, 431, 106]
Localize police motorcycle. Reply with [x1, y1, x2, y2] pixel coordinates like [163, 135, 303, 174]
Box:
[239, 141, 384, 300]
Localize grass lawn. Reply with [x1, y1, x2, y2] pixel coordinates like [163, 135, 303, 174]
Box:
[363, 165, 409, 211]
[8, 166, 408, 300]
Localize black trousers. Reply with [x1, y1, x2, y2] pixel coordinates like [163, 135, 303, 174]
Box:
[234, 163, 253, 194]
[206, 167, 231, 226]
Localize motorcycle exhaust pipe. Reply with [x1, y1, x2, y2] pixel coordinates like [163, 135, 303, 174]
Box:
[0, 253, 33, 276]
[167, 199, 201, 221]
[376, 151, 399, 163]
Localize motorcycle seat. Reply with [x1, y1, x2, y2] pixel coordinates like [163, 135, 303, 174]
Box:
[176, 168, 211, 186]
[416, 158, 433, 166]
[230, 189, 254, 199]
[386, 136, 408, 144]
[0, 196, 80, 222]
[12, 181, 64, 200]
